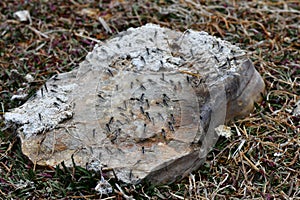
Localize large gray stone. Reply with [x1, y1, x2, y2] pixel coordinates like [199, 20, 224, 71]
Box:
[4, 24, 265, 185]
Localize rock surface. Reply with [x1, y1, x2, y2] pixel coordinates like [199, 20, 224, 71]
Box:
[4, 24, 265, 185]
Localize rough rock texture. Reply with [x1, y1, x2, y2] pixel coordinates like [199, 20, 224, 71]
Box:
[4, 24, 265, 185]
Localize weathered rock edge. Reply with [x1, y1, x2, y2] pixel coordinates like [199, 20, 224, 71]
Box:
[4, 24, 265, 185]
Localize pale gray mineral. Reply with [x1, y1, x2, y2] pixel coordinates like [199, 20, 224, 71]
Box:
[4, 24, 265, 185]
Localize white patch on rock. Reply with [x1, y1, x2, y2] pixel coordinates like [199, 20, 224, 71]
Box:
[215, 125, 232, 138]
[25, 74, 35, 83]
[13, 10, 32, 23]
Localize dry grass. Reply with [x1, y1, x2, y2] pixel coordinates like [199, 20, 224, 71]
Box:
[0, 0, 299, 199]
